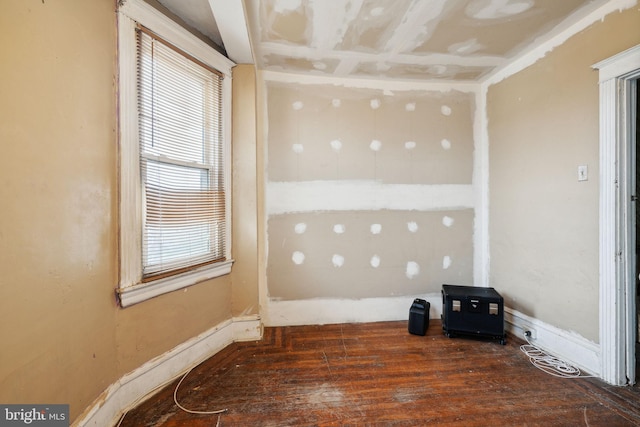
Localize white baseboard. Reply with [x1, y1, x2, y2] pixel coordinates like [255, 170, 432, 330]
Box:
[261, 294, 443, 326]
[74, 315, 262, 427]
[504, 307, 601, 376]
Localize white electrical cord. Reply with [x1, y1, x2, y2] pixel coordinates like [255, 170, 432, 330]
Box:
[520, 334, 595, 379]
[173, 367, 228, 416]
[115, 366, 228, 427]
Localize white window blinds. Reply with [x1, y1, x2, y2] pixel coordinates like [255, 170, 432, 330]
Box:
[137, 26, 226, 280]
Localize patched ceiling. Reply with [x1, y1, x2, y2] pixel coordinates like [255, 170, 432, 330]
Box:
[157, 0, 611, 82]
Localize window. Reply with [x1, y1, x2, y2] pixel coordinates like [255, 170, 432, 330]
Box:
[117, 0, 234, 307]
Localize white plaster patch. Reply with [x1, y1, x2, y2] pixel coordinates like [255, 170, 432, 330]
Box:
[292, 143, 304, 153]
[370, 139, 382, 151]
[406, 261, 420, 279]
[448, 38, 484, 55]
[333, 224, 345, 234]
[441, 139, 452, 150]
[370, 98, 381, 109]
[370, 223, 382, 234]
[273, 0, 302, 13]
[292, 251, 305, 265]
[294, 222, 307, 234]
[266, 182, 475, 214]
[404, 141, 416, 150]
[370, 255, 381, 268]
[405, 102, 416, 112]
[441, 105, 452, 116]
[332, 254, 344, 268]
[332, 98, 341, 108]
[466, 0, 533, 20]
[442, 256, 452, 269]
[428, 65, 447, 75]
[292, 101, 304, 110]
[370, 6, 385, 16]
[442, 216, 454, 227]
[330, 139, 342, 152]
[312, 61, 327, 70]
[407, 221, 418, 233]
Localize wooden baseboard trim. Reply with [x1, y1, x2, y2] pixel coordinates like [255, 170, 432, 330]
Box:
[504, 307, 600, 376]
[74, 316, 262, 427]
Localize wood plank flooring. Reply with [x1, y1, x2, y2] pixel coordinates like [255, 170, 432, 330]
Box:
[118, 320, 640, 426]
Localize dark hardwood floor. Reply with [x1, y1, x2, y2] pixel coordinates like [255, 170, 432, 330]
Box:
[118, 320, 640, 426]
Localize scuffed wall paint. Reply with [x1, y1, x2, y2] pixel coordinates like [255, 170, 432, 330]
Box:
[264, 78, 477, 300]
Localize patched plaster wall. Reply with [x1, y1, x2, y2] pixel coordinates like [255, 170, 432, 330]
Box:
[263, 78, 479, 302]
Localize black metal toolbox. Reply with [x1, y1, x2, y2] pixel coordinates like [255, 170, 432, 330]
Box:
[441, 284, 506, 344]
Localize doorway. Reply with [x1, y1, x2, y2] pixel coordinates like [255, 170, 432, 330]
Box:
[594, 45, 640, 386]
[635, 80, 640, 384]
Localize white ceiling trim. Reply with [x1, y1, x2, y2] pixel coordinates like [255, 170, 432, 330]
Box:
[208, 0, 254, 64]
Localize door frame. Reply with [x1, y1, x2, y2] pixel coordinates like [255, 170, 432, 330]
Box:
[594, 45, 640, 385]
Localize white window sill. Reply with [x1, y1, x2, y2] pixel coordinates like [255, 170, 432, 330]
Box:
[117, 259, 234, 307]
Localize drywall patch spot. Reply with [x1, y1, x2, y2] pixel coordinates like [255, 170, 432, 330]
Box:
[370, 98, 381, 109]
[292, 143, 304, 153]
[449, 38, 484, 55]
[370, 139, 382, 151]
[370, 255, 381, 268]
[292, 101, 304, 110]
[405, 102, 416, 112]
[405, 141, 416, 150]
[442, 216, 454, 227]
[441, 139, 452, 150]
[441, 105, 452, 116]
[429, 65, 448, 75]
[294, 222, 307, 234]
[407, 221, 418, 233]
[313, 61, 327, 70]
[406, 261, 420, 279]
[333, 224, 345, 234]
[273, 0, 303, 13]
[330, 139, 342, 152]
[292, 251, 305, 265]
[332, 98, 341, 108]
[443, 256, 452, 269]
[370, 223, 382, 234]
[466, 0, 533, 20]
[370, 6, 385, 16]
[332, 254, 345, 268]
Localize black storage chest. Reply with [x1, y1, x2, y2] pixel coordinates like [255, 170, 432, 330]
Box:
[441, 284, 506, 344]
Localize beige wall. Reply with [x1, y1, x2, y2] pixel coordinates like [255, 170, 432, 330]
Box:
[487, 6, 640, 342]
[232, 65, 260, 316]
[263, 81, 477, 300]
[0, 0, 257, 422]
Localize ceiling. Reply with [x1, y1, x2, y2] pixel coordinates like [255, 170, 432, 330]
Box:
[156, 0, 610, 82]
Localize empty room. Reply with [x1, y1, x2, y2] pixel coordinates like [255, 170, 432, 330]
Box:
[1, 0, 640, 425]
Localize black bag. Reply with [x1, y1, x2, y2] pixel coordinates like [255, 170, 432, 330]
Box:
[408, 298, 430, 336]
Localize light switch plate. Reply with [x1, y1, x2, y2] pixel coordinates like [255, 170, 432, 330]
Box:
[578, 165, 588, 181]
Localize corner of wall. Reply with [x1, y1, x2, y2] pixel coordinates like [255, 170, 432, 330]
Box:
[74, 316, 262, 427]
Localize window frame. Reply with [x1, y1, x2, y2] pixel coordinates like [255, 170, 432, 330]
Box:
[117, 0, 234, 307]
